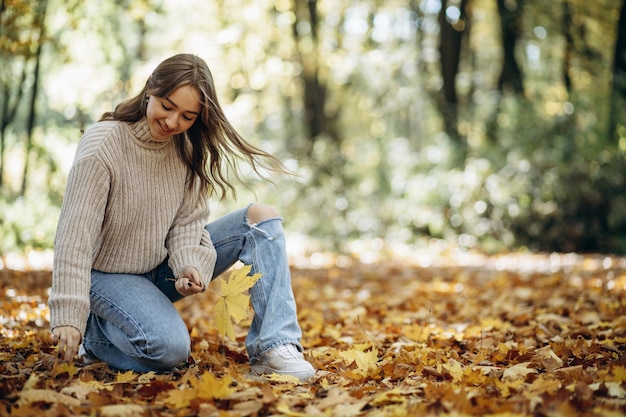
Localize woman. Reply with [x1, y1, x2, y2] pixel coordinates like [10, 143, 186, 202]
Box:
[49, 54, 315, 379]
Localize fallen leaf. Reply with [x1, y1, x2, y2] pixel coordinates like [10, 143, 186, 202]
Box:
[100, 404, 146, 417]
[17, 389, 81, 407]
[339, 345, 378, 373]
[276, 402, 331, 417]
[214, 265, 262, 340]
[195, 371, 236, 400]
[22, 373, 40, 391]
[61, 380, 111, 400]
[51, 361, 80, 378]
[589, 382, 626, 398]
[502, 362, 537, 381]
[370, 388, 406, 406]
[113, 370, 137, 384]
[264, 373, 302, 384]
[137, 372, 157, 384]
[160, 371, 236, 409]
[527, 374, 561, 395]
[495, 376, 526, 397]
[532, 346, 563, 371]
[442, 358, 464, 382]
[604, 365, 626, 382]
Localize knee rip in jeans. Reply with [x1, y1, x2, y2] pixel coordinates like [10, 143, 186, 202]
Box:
[247, 203, 279, 223]
[245, 219, 281, 241]
[245, 204, 281, 241]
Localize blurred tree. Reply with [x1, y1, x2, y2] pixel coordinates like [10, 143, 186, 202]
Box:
[496, 0, 524, 94]
[20, 0, 47, 196]
[610, 0, 626, 138]
[293, 0, 323, 146]
[484, 0, 525, 144]
[291, 0, 342, 159]
[437, 0, 468, 149]
[0, 0, 41, 190]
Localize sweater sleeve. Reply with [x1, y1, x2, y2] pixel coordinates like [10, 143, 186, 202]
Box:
[166, 183, 217, 287]
[49, 158, 110, 337]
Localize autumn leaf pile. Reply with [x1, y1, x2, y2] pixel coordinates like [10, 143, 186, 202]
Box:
[1, 252, 625, 416]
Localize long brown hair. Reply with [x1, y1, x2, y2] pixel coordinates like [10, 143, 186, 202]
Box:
[100, 53, 286, 199]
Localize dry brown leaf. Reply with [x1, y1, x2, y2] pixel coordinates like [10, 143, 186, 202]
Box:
[17, 389, 81, 407]
[502, 362, 538, 381]
[532, 346, 564, 371]
[100, 404, 146, 417]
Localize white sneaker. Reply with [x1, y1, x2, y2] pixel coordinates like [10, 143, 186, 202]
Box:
[251, 344, 315, 380]
[78, 344, 97, 365]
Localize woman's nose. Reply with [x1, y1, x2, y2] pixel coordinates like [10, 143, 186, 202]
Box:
[166, 114, 179, 129]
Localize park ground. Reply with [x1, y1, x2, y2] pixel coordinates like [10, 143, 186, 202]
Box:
[1, 251, 625, 416]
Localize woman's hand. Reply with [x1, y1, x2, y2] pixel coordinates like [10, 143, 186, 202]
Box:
[176, 266, 205, 296]
[51, 326, 81, 361]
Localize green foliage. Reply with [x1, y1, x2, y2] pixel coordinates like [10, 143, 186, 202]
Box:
[1, 0, 625, 257]
[0, 190, 60, 254]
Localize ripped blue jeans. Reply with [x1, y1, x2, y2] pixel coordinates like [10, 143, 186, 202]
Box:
[82, 205, 304, 372]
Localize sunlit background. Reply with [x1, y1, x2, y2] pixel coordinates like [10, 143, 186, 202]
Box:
[1, 0, 625, 269]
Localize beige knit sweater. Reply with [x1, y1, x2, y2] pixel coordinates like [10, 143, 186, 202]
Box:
[49, 119, 217, 337]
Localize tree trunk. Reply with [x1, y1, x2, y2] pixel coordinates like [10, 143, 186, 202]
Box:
[610, 0, 626, 138]
[437, 0, 468, 160]
[438, 5, 463, 106]
[20, 0, 47, 196]
[292, 0, 342, 154]
[496, 0, 524, 94]
[292, 0, 327, 147]
[561, 2, 573, 93]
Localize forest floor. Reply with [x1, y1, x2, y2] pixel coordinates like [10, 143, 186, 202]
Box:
[1, 251, 625, 416]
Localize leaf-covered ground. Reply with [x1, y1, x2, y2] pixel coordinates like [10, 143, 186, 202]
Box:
[1, 252, 625, 416]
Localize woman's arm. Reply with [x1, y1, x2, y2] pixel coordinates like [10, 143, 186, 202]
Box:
[49, 158, 110, 343]
[166, 183, 217, 289]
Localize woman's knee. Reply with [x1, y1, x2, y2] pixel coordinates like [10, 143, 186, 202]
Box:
[247, 203, 279, 224]
[131, 314, 191, 370]
[143, 332, 191, 370]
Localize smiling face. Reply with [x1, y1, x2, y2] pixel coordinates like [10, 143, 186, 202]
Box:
[146, 84, 202, 141]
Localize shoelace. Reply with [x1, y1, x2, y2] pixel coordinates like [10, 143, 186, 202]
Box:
[274, 344, 300, 359]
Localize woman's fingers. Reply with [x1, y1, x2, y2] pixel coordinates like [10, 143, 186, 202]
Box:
[176, 267, 205, 296]
[176, 277, 205, 295]
[52, 326, 81, 361]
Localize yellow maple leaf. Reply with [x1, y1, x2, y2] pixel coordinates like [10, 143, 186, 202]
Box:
[161, 371, 235, 409]
[339, 347, 379, 372]
[264, 373, 302, 384]
[161, 386, 197, 409]
[371, 388, 406, 406]
[195, 371, 236, 400]
[495, 376, 526, 398]
[442, 358, 464, 382]
[113, 370, 137, 384]
[463, 366, 490, 385]
[61, 380, 111, 400]
[51, 361, 79, 378]
[214, 265, 262, 340]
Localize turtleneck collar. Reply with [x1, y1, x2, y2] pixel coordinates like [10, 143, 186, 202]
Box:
[128, 118, 173, 150]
